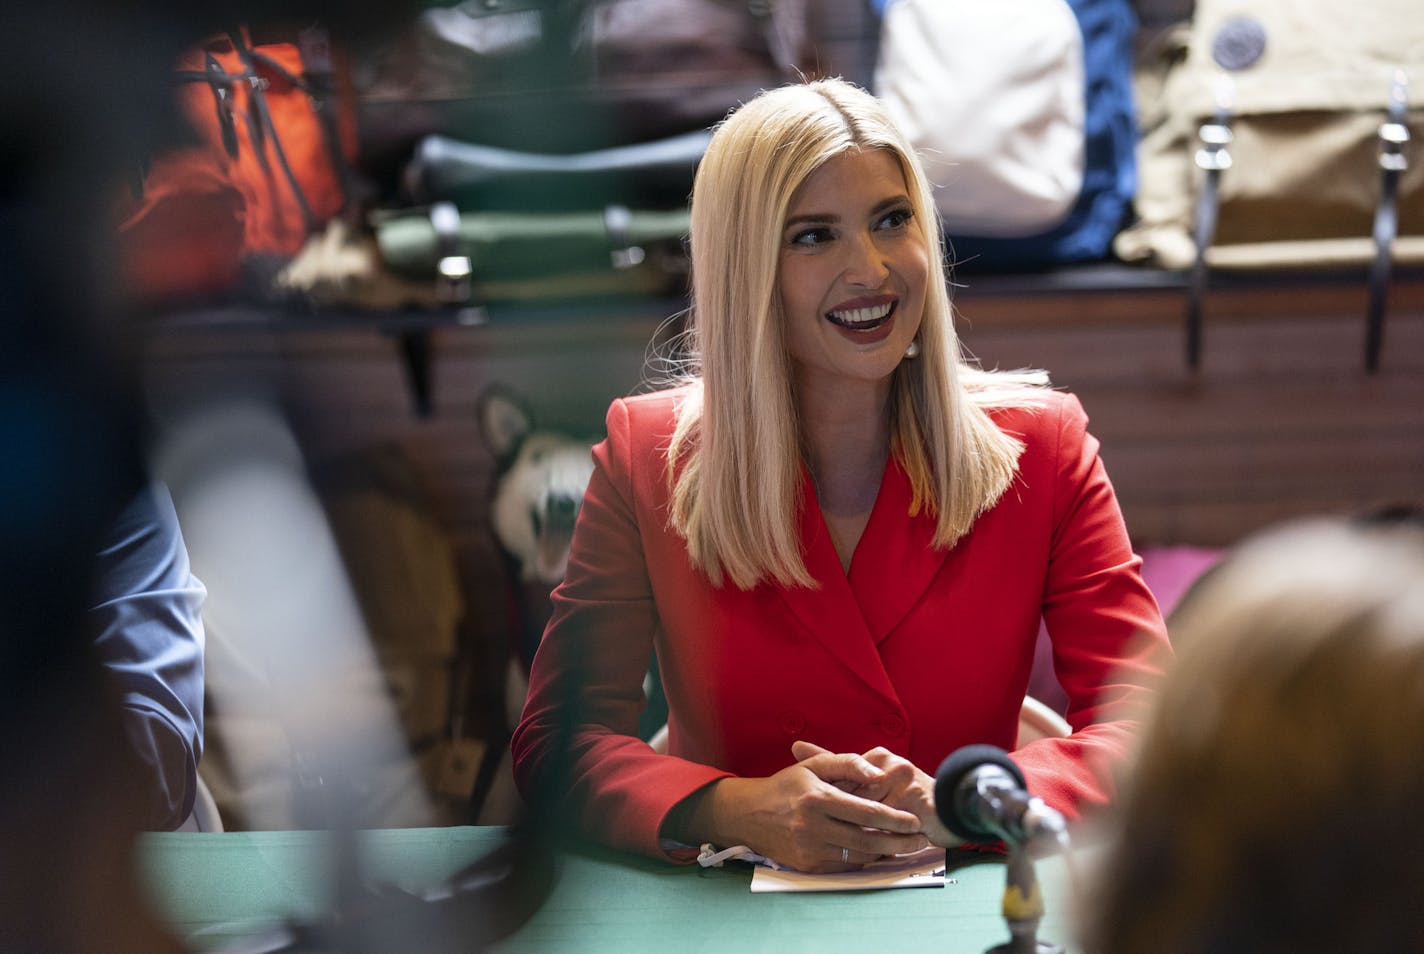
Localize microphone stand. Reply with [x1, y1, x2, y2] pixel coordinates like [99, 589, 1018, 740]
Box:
[934, 745, 1071, 954]
[988, 845, 1064, 954]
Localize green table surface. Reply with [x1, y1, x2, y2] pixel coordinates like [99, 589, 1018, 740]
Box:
[139, 827, 1083, 953]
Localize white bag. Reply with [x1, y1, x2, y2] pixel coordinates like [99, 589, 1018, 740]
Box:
[874, 0, 1086, 237]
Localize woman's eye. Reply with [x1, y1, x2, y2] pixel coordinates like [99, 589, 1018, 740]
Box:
[789, 226, 834, 247]
[876, 207, 914, 231]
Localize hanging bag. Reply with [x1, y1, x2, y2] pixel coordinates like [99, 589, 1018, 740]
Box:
[873, 0, 1139, 269]
[355, 0, 836, 161]
[117, 26, 361, 301]
[875, 0, 1086, 238]
[1115, 0, 1424, 368]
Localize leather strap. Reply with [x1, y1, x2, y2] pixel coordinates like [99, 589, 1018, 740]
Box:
[294, 26, 358, 218]
[1366, 72, 1411, 373]
[225, 28, 317, 234]
[1187, 85, 1234, 370]
[203, 53, 240, 158]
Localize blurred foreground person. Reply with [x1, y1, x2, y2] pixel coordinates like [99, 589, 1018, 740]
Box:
[91, 483, 207, 832]
[1082, 515, 1424, 953]
[1, 1, 414, 947]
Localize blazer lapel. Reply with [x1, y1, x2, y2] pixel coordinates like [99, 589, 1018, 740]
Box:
[848, 455, 949, 642]
[776, 467, 898, 700]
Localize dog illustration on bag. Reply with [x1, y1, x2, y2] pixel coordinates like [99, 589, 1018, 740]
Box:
[479, 385, 595, 585]
[478, 384, 667, 738]
[478, 385, 595, 665]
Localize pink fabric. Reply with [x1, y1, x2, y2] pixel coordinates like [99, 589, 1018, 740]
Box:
[1029, 544, 1222, 714]
[1139, 545, 1224, 617]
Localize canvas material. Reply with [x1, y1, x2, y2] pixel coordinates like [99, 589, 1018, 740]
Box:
[875, 0, 1087, 237]
[1118, 0, 1424, 269]
[873, 0, 1138, 269]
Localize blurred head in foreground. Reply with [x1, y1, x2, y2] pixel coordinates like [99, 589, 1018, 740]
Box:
[1083, 514, 1424, 954]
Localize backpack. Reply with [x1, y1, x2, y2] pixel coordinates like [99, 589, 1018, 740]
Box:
[1115, 0, 1424, 368]
[355, 0, 872, 174]
[873, 0, 1139, 270]
[116, 27, 359, 301]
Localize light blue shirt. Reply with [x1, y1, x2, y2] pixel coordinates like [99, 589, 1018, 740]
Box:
[90, 483, 206, 830]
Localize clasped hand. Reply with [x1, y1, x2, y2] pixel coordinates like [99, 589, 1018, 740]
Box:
[673, 740, 961, 873]
[791, 740, 963, 864]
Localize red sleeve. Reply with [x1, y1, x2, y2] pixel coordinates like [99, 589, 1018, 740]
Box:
[1011, 393, 1173, 820]
[509, 397, 731, 861]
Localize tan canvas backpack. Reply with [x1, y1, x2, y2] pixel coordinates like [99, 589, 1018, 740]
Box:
[1117, 0, 1423, 367]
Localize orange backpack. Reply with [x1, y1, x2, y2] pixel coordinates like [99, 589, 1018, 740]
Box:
[117, 26, 358, 301]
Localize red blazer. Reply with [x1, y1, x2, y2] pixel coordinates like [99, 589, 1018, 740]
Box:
[512, 386, 1171, 860]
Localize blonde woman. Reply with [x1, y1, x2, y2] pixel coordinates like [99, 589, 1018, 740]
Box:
[1082, 516, 1424, 953]
[512, 79, 1170, 872]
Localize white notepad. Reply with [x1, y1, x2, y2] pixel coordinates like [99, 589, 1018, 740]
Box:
[749, 847, 948, 893]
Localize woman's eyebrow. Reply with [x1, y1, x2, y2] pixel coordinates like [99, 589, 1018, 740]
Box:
[784, 211, 837, 227]
[784, 195, 911, 228]
[872, 194, 912, 213]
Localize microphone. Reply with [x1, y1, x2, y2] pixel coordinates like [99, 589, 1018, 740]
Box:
[934, 744, 1067, 847]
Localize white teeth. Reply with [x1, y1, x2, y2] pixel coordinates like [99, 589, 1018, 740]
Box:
[827, 302, 893, 325]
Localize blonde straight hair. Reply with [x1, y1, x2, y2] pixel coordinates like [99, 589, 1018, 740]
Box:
[667, 79, 1045, 590]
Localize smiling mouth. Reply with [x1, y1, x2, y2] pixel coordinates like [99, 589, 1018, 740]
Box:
[826, 300, 896, 331]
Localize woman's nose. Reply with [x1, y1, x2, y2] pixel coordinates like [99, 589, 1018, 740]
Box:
[843, 233, 890, 286]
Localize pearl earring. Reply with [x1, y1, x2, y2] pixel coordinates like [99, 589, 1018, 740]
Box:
[904, 339, 921, 359]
